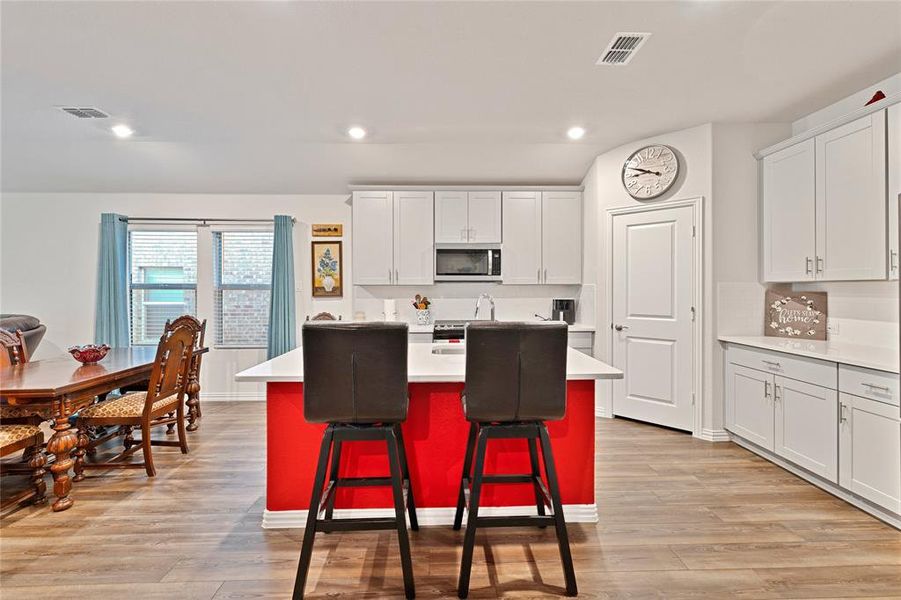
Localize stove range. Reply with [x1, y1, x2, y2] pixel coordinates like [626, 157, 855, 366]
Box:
[432, 319, 470, 342]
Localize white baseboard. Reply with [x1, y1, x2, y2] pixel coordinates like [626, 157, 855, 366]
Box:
[201, 392, 265, 402]
[698, 428, 730, 442]
[729, 433, 901, 530]
[262, 503, 598, 529]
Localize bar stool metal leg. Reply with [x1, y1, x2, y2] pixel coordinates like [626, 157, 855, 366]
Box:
[538, 423, 578, 597]
[293, 425, 334, 599]
[324, 440, 342, 523]
[453, 422, 478, 531]
[386, 427, 416, 599]
[527, 437, 547, 526]
[457, 427, 489, 599]
[394, 424, 419, 531]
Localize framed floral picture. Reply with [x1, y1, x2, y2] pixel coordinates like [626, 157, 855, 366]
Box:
[764, 290, 827, 340]
[311, 241, 342, 297]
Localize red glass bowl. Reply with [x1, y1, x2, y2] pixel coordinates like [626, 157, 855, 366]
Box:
[68, 344, 110, 365]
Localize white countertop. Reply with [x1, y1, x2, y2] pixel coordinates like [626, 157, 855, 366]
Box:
[719, 335, 899, 374]
[236, 344, 622, 383]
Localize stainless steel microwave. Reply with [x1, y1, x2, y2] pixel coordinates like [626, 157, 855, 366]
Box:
[434, 244, 502, 282]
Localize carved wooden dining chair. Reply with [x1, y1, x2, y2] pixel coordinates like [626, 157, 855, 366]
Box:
[74, 319, 200, 478]
[0, 329, 53, 426]
[0, 423, 47, 510]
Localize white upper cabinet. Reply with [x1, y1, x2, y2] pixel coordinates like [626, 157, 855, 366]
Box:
[352, 191, 394, 285]
[434, 191, 469, 243]
[435, 191, 502, 243]
[467, 192, 502, 243]
[815, 111, 887, 281]
[352, 190, 434, 285]
[888, 103, 901, 280]
[502, 191, 542, 284]
[762, 139, 816, 282]
[541, 191, 582, 284]
[761, 109, 889, 282]
[394, 191, 435, 285]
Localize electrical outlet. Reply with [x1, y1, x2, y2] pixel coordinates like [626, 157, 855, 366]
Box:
[826, 319, 839, 335]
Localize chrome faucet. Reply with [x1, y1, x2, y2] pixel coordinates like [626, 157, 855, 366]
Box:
[474, 293, 496, 321]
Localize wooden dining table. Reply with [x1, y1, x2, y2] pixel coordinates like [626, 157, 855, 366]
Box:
[0, 346, 206, 512]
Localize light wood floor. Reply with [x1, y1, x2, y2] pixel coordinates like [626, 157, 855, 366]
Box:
[2, 402, 900, 599]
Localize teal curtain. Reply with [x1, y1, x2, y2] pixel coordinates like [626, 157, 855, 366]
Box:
[267, 215, 297, 359]
[94, 213, 130, 347]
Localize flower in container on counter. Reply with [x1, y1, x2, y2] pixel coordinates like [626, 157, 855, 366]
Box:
[412, 294, 431, 310]
[413, 294, 432, 325]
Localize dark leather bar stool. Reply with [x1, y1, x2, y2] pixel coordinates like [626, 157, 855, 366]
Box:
[453, 321, 576, 598]
[293, 322, 418, 600]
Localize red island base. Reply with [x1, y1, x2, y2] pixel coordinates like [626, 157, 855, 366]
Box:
[264, 380, 596, 527]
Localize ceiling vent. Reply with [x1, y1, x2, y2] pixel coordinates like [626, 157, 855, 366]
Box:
[596, 32, 651, 66]
[59, 106, 109, 119]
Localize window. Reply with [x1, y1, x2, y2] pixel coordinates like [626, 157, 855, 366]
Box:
[129, 230, 198, 345]
[213, 231, 273, 348]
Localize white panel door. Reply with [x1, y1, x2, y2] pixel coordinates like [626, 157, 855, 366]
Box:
[352, 191, 393, 285]
[774, 376, 838, 482]
[839, 392, 901, 513]
[725, 363, 774, 450]
[393, 191, 434, 285]
[467, 191, 502, 243]
[815, 111, 887, 280]
[762, 139, 816, 282]
[541, 191, 582, 284]
[612, 204, 694, 431]
[434, 191, 469, 244]
[502, 191, 542, 284]
[888, 104, 901, 280]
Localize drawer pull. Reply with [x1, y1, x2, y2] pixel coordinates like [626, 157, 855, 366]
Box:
[861, 382, 892, 393]
[764, 380, 770, 398]
[761, 360, 781, 368]
[840, 403, 848, 423]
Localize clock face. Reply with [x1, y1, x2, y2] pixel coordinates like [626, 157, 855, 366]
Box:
[622, 145, 679, 200]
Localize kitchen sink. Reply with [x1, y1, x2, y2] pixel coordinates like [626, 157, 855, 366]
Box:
[431, 344, 466, 355]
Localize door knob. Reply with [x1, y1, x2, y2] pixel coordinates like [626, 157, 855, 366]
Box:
[613, 324, 629, 331]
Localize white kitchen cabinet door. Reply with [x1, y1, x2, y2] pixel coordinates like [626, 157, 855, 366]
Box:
[724, 363, 774, 451]
[434, 191, 469, 244]
[502, 191, 542, 284]
[815, 111, 887, 281]
[888, 104, 901, 280]
[774, 376, 838, 482]
[467, 191, 502, 243]
[352, 191, 394, 285]
[541, 191, 582, 284]
[393, 191, 434, 285]
[762, 139, 816, 282]
[839, 392, 901, 513]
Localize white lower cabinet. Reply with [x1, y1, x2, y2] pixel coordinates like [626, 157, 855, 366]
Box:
[725, 342, 901, 521]
[774, 376, 837, 482]
[725, 362, 774, 451]
[839, 392, 901, 513]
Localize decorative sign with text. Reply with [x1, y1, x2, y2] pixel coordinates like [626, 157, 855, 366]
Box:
[312, 223, 343, 237]
[765, 290, 828, 340]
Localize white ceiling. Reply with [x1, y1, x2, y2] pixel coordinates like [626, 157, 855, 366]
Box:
[2, 1, 900, 193]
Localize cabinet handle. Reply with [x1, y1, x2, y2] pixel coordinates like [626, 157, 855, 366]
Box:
[805, 257, 813, 275]
[537, 268, 541, 283]
[544, 268, 548, 283]
[388, 268, 392, 284]
[764, 380, 771, 398]
[862, 382, 892, 393]
[815, 256, 824, 274]
[840, 403, 848, 424]
[891, 250, 898, 273]
[761, 359, 781, 368]
[395, 269, 399, 283]
[774, 384, 782, 402]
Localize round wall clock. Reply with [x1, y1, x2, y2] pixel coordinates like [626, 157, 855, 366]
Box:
[622, 144, 680, 200]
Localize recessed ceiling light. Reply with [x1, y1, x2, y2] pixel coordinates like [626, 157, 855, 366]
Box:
[111, 124, 134, 138]
[348, 126, 366, 140]
[567, 126, 586, 140]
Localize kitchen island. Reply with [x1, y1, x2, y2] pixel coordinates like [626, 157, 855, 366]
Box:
[236, 343, 622, 528]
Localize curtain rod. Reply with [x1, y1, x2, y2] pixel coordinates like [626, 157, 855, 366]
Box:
[119, 217, 294, 224]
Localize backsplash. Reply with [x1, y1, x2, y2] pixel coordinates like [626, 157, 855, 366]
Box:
[353, 283, 595, 325]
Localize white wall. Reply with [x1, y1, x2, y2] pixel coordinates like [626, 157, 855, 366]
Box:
[0, 193, 351, 399]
